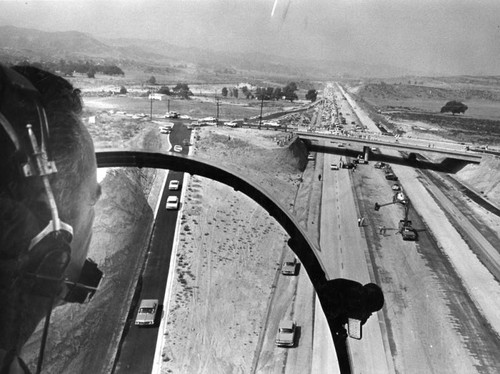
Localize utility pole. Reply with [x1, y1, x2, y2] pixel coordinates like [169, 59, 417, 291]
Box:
[215, 97, 221, 126]
[167, 99, 170, 113]
[150, 94, 153, 120]
[259, 91, 264, 129]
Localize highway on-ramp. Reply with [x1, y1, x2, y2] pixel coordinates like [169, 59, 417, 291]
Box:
[113, 123, 190, 374]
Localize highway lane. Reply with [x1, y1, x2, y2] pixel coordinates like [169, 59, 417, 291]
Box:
[114, 122, 190, 374]
[320, 150, 391, 373]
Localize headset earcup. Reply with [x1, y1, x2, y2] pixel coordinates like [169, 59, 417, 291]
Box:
[21, 230, 71, 298]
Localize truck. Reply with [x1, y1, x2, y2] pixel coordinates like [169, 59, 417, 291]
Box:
[399, 220, 417, 241]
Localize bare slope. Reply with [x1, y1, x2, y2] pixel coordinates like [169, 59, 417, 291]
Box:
[160, 128, 305, 373]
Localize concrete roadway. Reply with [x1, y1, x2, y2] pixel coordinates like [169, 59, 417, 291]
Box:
[320, 152, 392, 373]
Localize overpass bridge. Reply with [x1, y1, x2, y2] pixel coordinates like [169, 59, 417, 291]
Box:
[296, 131, 483, 165]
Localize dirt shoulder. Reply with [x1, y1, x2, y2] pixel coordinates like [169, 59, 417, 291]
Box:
[159, 127, 307, 373]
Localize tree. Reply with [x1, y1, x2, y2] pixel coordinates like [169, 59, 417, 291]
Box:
[233, 88, 239, 98]
[99, 65, 124, 76]
[120, 86, 127, 94]
[266, 87, 274, 99]
[222, 87, 228, 97]
[272, 87, 282, 100]
[87, 67, 96, 78]
[147, 76, 156, 85]
[158, 86, 171, 95]
[305, 89, 318, 102]
[283, 82, 298, 102]
[172, 83, 193, 99]
[440, 100, 468, 115]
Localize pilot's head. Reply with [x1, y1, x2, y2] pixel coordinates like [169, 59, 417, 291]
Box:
[0, 64, 100, 355]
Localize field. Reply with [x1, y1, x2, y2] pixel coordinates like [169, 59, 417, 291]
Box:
[347, 78, 500, 146]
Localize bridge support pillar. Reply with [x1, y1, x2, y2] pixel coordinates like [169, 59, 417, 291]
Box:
[363, 146, 370, 162]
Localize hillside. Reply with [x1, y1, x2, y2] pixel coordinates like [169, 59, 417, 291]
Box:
[0, 25, 414, 80]
[356, 82, 500, 103]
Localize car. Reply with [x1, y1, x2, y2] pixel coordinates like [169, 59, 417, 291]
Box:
[166, 195, 179, 210]
[307, 153, 315, 160]
[159, 128, 170, 134]
[392, 184, 401, 191]
[135, 299, 159, 326]
[164, 111, 179, 118]
[275, 319, 296, 347]
[357, 155, 367, 164]
[281, 258, 298, 275]
[225, 121, 238, 127]
[169, 180, 180, 190]
[173, 145, 183, 152]
[374, 162, 384, 169]
[401, 226, 418, 241]
[338, 143, 345, 147]
[330, 163, 339, 170]
[385, 174, 398, 181]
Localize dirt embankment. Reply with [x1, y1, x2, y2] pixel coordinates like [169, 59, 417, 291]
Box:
[193, 128, 307, 207]
[24, 168, 155, 374]
[456, 155, 500, 205]
[161, 127, 307, 373]
[23, 126, 162, 373]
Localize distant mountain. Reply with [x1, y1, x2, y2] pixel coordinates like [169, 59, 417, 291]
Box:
[0, 25, 417, 79]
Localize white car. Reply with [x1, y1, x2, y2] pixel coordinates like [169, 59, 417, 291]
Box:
[281, 258, 298, 275]
[135, 299, 158, 326]
[166, 195, 179, 210]
[330, 163, 339, 170]
[275, 320, 296, 347]
[173, 145, 183, 152]
[169, 180, 180, 190]
[164, 111, 179, 118]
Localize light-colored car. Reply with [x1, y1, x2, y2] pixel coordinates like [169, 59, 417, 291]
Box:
[392, 184, 401, 191]
[281, 258, 298, 275]
[135, 299, 158, 326]
[164, 111, 179, 118]
[166, 195, 179, 210]
[173, 145, 183, 152]
[169, 180, 180, 190]
[275, 319, 296, 347]
[330, 163, 339, 170]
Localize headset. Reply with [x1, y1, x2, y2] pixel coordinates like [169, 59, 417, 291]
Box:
[0, 63, 103, 372]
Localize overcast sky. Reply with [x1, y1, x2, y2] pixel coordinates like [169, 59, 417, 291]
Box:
[1, 0, 499, 75]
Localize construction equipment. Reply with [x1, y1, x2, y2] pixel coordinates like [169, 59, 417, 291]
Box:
[374, 191, 417, 241]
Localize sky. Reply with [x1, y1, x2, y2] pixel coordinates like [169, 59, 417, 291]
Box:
[1, 0, 500, 75]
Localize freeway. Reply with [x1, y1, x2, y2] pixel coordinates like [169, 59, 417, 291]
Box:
[113, 122, 190, 374]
